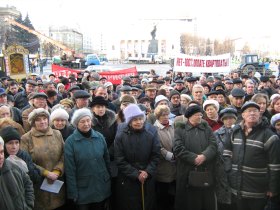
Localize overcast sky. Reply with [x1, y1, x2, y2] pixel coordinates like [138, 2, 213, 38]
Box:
[1, 0, 278, 40]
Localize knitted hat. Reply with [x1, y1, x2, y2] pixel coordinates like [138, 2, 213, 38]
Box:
[0, 126, 21, 143]
[71, 108, 92, 127]
[90, 96, 108, 107]
[28, 108, 50, 126]
[50, 108, 69, 122]
[203, 99, 220, 111]
[123, 104, 145, 124]
[169, 90, 180, 100]
[120, 95, 137, 104]
[60, 98, 74, 109]
[271, 113, 280, 127]
[155, 95, 169, 107]
[184, 105, 202, 118]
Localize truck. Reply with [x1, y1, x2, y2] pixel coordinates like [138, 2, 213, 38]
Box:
[238, 54, 272, 76]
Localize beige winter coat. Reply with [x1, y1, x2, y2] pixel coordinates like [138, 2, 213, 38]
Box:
[21, 126, 65, 210]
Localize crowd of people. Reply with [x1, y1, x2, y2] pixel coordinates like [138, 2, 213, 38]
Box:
[0, 68, 280, 210]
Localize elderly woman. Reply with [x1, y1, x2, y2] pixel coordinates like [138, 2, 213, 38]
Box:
[0, 126, 41, 183]
[0, 104, 25, 136]
[20, 108, 65, 210]
[153, 105, 176, 210]
[50, 108, 74, 141]
[203, 99, 223, 131]
[214, 108, 238, 210]
[64, 108, 111, 210]
[251, 93, 272, 121]
[114, 104, 160, 210]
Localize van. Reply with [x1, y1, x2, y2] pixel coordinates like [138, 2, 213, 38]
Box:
[85, 54, 100, 66]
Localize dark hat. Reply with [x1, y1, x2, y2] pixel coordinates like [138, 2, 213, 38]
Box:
[0, 88, 7, 96]
[214, 75, 222, 81]
[184, 105, 202, 118]
[206, 90, 218, 97]
[133, 84, 143, 90]
[68, 85, 80, 92]
[119, 85, 132, 92]
[270, 75, 276, 79]
[201, 83, 211, 91]
[0, 126, 21, 143]
[186, 77, 197, 82]
[231, 88, 245, 97]
[7, 94, 14, 102]
[216, 89, 226, 96]
[46, 90, 57, 98]
[206, 77, 214, 82]
[89, 85, 97, 90]
[260, 76, 269, 82]
[225, 79, 233, 84]
[169, 90, 180, 99]
[157, 80, 165, 85]
[232, 78, 242, 84]
[241, 74, 249, 79]
[175, 79, 184, 84]
[241, 101, 260, 113]
[73, 90, 90, 99]
[26, 80, 38, 86]
[49, 73, 55, 77]
[90, 96, 108, 107]
[1, 76, 9, 81]
[212, 82, 225, 90]
[164, 77, 171, 81]
[219, 108, 237, 121]
[99, 77, 107, 81]
[131, 86, 139, 91]
[149, 79, 158, 84]
[122, 76, 131, 82]
[31, 92, 48, 99]
[138, 97, 150, 104]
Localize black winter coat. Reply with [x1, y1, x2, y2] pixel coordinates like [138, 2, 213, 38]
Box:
[173, 120, 217, 210]
[114, 122, 160, 210]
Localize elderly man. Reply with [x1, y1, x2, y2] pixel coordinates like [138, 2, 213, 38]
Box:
[173, 105, 217, 210]
[223, 102, 280, 210]
[14, 80, 37, 110]
[0, 137, 34, 209]
[69, 90, 90, 120]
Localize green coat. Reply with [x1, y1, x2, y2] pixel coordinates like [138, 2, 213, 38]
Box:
[64, 129, 111, 204]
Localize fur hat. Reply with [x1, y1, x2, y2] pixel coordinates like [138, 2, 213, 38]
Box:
[50, 108, 69, 122]
[203, 99, 220, 111]
[60, 98, 74, 109]
[0, 126, 21, 143]
[28, 108, 50, 126]
[120, 95, 137, 104]
[271, 113, 280, 127]
[90, 96, 108, 107]
[184, 105, 202, 118]
[123, 104, 145, 124]
[71, 108, 92, 127]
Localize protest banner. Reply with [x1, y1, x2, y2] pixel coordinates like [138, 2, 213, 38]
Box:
[51, 64, 137, 84]
[173, 53, 231, 73]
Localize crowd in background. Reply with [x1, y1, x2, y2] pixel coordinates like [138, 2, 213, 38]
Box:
[0, 68, 280, 210]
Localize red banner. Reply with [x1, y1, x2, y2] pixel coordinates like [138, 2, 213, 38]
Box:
[99, 67, 137, 84]
[51, 64, 137, 84]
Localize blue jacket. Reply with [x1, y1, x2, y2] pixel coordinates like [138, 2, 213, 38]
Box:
[64, 129, 111, 204]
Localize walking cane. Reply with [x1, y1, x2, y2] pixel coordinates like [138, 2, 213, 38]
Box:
[141, 183, 145, 210]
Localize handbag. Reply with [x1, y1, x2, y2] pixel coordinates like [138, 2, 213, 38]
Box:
[188, 168, 213, 188]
